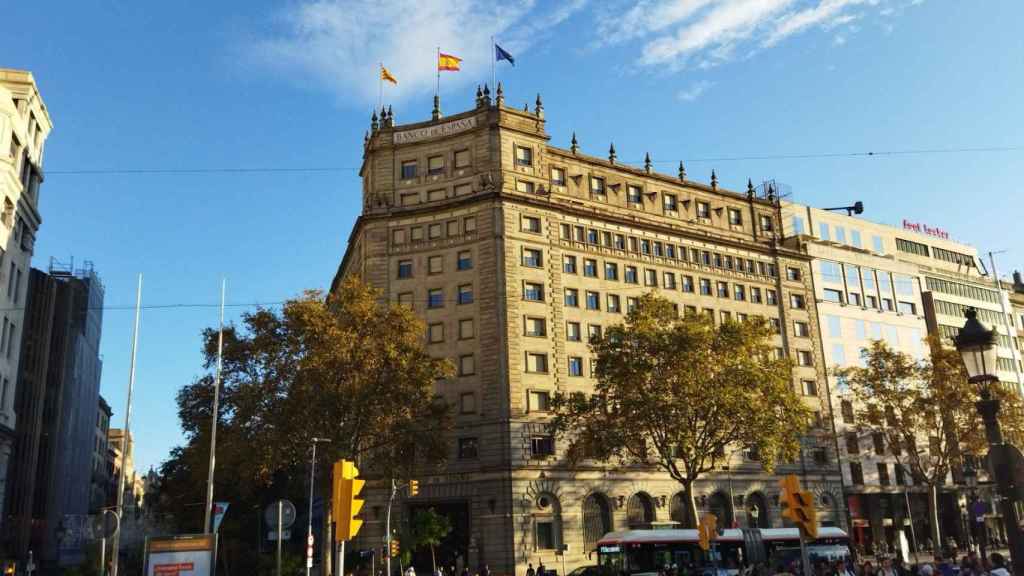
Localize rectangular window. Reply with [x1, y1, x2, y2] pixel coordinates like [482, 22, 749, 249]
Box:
[664, 194, 678, 212]
[627, 298, 639, 313]
[787, 267, 801, 281]
[873, 235, 884, 253]
[563, 255, 577, 274]
[873, 432, 886, 455]
[696, 201, 710, 219]
[627, 185, 643, 206]
[877, 463, 890, 486]
[551, 167, 566, 186]
[458, 438, 479, 459]
[516, 180, 535, 194]
[733, 284, 745, 301]
[515, 146, 533, 167]
[446, 220, 458, 236]
[428, 288, 444, 309]
[428, 323, 445, 343]
[459, 354, 476, 376]
[583, 259, 597, 277]
[525, 317, 547, 337]
[819, 222, 831, 241]
[522, 248, 543, 267]
[427, 188, 446, 202]
[699, 279, 712, 296]
[794, 321, 810, 337]
[797, 350, 813, 366]
[523, 282, 544, 302]
[625, 266, 638, 284]
[458, 284, 474, 305]
[850, 462, 864, 485]
[767, 289, 778, 305]
[720, 310, 732, 324]
[392, 229, 406, 244]
[397, 260, 413, 279]
[458, 250, 473, 270]
[428, 223, 442, 239]
[850, 229, 862, 248]
[882, 298, 895, 311]
[614, 234, 626, 250]
[841, 400, 855, 423]
[792, 216, 805, 235]
[531, 435, 555, 457]
[401, 160, 417, 179]
[835, 226, 847, 244]
[574, 226, 585, 242]
[653, 242, 663, 257]
[587, 229, 598, 244]
[464, 217, 476, 233]
[604, 262, 618, 281]
[428, 155, 444, 175]
[428, 255, 443, 274]
[716, 281, 729, 298]
[683, 276, 695, 293]
[560, 224, 571, 239]
[640, 239, 651, 255]
[585, 291, 600, 310]
[526, 352, 549, 373]
[454, 149, 471, 168]
[454, 183, 472, 196]
[896, 237, 930, 257]
[846, 433, 860, 455]
[566, 322, 581, 341]
[398, 292, 414, 309]
[898, 301, 917, 315]
[568, 357, 583, 377]
[832, 342, 846, 365]
[823, 288, 844, 303]
[728, 208, 742, 225]
[894, 274, 914, 296]
[607, 294, 621, 313]
[588, 324, 603, 342]
[459, 318, 475, 340]
[564, 288, 579, 307]
[400, 192, 420, 206]
[590, 176, 605, 195]
[522, 215, 541, 233]
[760, 214, 774, 232]
[770, 318, 782, 334]
[529, 390, 551, 412]
[645, 269, 658, 287]
[790, 294, 806, 309]
[663, 272, 677, 290]
[802, 380, 818, 396]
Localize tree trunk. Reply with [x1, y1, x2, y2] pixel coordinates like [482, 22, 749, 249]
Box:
[928, 483, 942, 552]
[431, 544, 436, 573]
[684, 481, 699, 528]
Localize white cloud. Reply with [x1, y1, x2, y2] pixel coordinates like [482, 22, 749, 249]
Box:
[676, 79, 715, 101]
[247, 0, 586, 105]
[763, 0, 872, 48]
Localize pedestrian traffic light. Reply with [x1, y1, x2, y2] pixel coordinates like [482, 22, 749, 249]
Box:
[698, 513, 718, 551]
[332, 459, 365, 542]
[409, 479, 419, 497]
[779, 474, 818, 539]
[390, 539, 400, 557]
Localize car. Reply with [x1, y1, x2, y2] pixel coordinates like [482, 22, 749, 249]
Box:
[567, 565, 613, 576]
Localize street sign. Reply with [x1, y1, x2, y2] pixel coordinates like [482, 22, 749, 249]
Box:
[264, 500, 297, 529]
[267, 530, 292, 541]
[212, 502, 230, 533]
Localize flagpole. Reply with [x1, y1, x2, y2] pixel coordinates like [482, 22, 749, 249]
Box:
[378, 62, 383, 111]
[436, 46, 440, 98]
[491, 36, 496, 94]
[203, 277, 226, 534]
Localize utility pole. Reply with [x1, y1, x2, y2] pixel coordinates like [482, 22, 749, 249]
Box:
[308, 438, 331, 576]
[111, 274, 142, 576]
[205, 279, 227, 533]
[385, 479, 397, 576]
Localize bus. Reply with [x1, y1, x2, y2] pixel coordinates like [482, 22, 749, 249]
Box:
[595, 527, 851, 576]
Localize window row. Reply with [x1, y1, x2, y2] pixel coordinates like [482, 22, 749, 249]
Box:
[391, 216, 477, 244]
[791, 217, 884, 254]
[848, 461, 908, 487]
[427, 318, 477, 343]
[555, 223, 779, 278]
[396, 284, 475, 309]
[397, 251, 475, 278]
[932, 299, 1008, 326]
[399, 149, 473, 180]
[925, 276, 1000, 304]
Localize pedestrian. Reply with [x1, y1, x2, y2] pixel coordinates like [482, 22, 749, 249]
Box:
[527, 563, 536, 576]
[878, 557, 897, 576]
[989, 553, 1009, 576]
[859, 561, 875, 576]
[481, 564, 492, 576]
[538, 562, 547, 576]
[462, 566, 471, 576]
[407, 566, 417, 576]
[918, 564, 934, 576]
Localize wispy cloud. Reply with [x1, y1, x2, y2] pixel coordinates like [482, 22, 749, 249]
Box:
[598, 0, 921, 71]
[676, 80, 715, 101]
[246, 0, 587, 105]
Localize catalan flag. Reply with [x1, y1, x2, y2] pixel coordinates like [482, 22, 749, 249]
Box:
[438, 52, 462, 72]
[380, 64, 398, 85]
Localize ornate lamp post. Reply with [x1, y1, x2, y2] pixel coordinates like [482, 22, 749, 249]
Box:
[954, 308, 1024, 571]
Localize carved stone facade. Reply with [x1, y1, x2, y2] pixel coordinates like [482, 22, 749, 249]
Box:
[332, 89, 843, 576]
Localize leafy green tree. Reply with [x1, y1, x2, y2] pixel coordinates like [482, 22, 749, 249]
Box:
[409, 508, 453, 572]
[155, 277, 453, 563]
[551, 293, 811, 527]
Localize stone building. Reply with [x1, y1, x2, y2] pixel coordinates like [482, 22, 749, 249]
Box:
[331, 86, 843, 575]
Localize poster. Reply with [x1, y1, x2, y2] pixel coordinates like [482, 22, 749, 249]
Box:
[145, 534, 215, 576]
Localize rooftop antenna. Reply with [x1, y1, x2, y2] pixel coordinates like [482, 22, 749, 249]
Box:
[823, 201, 864, 216]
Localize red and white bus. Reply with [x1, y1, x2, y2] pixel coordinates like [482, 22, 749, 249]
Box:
[595, 527, 852, 576]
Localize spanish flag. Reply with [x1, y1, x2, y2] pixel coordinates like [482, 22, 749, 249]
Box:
[380, 64, 398, 85]
[438, 52, 462, 72]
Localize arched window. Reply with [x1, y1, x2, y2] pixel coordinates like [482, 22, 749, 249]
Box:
[626, 492, 655, 529]
[669, 492, 690, 526]
[746, 492, 769, 528]
[582, 493, 612, 551]
[533, 493, 562, 551]
[707, 491, 733, 530]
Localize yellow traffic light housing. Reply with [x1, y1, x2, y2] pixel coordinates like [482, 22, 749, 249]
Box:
[697, 513, 718, 551]
[3, 562, 15, 575]
[390, 539, 400, 557]
[333, 459, 365, 542]
[779, 474, 819, 539]
[409, 479, 419, 497]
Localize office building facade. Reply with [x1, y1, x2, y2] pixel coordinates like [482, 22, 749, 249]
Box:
[333, 89, 843, 574]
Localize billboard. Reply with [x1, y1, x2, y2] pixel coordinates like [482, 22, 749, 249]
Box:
[145, 534, 215, 576]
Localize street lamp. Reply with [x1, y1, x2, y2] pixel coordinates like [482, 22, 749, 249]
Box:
[954, 308, 1024, 570]
[307, 437, 332, 576]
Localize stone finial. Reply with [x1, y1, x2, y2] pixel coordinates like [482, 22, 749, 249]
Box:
[364, 130, 370, 146]
[523, 103, 529, 112]
[432, 94, 441, 120]
[767, 183, 776, 203]
[387, 105, 393, 125]
[678, 161, 686, 181]
[482, 83, 491, 105]
[535, 93, 544, 119]
[496, 82, 505, 106]
[571, 132, 579, 155]
[608, 143, 617, 164]
[371, 109, 379, 131]
[644, 152, 652, 174]
[711, 169, 718, 190]
[476, 85, 483, 106]
[747, 178, 755, 199]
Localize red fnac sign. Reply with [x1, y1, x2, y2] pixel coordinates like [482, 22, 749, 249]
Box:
[155, 562, 196, 575]
[902, 219, 950, 240]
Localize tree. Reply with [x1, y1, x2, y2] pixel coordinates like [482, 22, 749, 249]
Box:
[409, 508, 453, 572]
[155, 276, 453, 564]
[838, 335, 1024, 551]
[551, 293, 811, 527]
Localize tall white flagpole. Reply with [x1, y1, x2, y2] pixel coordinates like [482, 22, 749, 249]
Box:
[111, 273, 143, 576]
[491, 36, 496, 94]
[204, 278, 226, 533]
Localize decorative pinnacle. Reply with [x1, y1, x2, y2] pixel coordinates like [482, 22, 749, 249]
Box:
[371, 109, 378, 131]
[432, 94, 441, 120]
[644, 152, 652, 174]
[496, 82, 505, 106]
[364, 130, 370, 145]
[747, 178, 755, 198]
[678, 161, 686, 181]
[387, 105, 393, 124]
[711, 169, 718, 190]
[535, 93, 544, 118]
[608, 142, 617, 164]
[570, 132, 579, 155]
[476, 85, 483, 99]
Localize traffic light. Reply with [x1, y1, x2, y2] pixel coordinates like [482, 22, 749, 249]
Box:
[409, 479, 419, 497]
[332, 459, 365, 542]
[697, 513, 718, 551]
[3, 561, 15, 575]
[390, 539, 400, 558]
[779, 474, 818, 539]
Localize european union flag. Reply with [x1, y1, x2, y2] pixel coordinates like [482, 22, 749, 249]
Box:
[495, 43, 515, 66]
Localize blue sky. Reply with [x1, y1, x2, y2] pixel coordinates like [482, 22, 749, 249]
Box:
[2, 0, 1022, 473]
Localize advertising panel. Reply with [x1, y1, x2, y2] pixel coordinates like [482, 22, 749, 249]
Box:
[145, 534, 216, 576]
